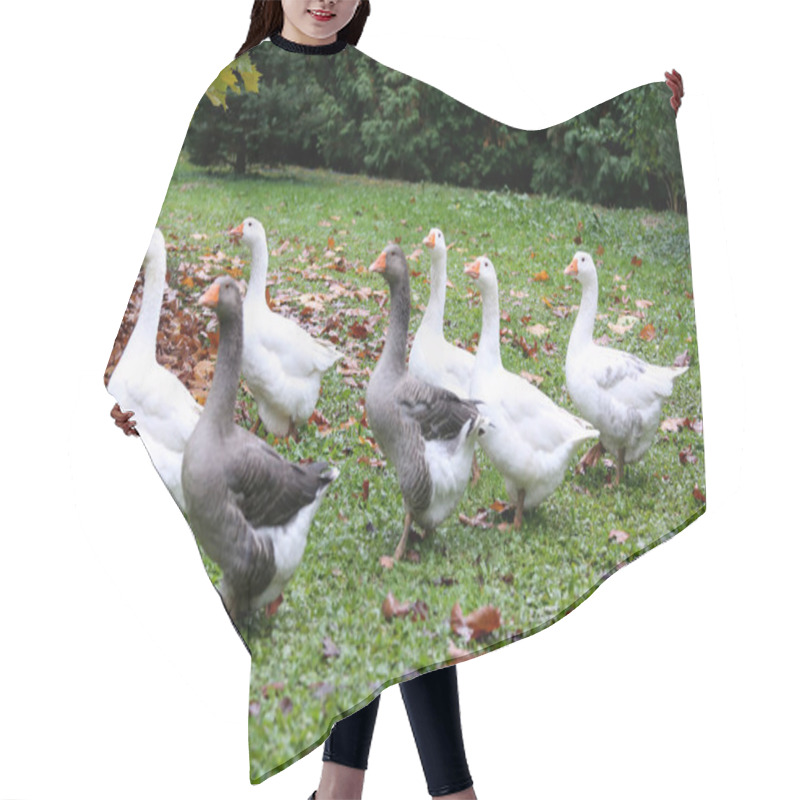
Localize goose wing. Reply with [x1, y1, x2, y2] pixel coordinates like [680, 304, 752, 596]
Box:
[396, 377, 480, 442]
[225, 428, 332, 527]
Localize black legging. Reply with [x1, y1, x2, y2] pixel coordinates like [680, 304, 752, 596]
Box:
[323, 665, 473, 797]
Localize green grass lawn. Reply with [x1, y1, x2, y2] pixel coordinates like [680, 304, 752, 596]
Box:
[154, 159, 704, 780]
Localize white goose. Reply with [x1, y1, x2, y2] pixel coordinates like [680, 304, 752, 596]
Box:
[564, 251, 688, 484]
[108, 228, 201, 511]
[232, 217, 342, 437]
[466, 256, 598, 528]
[408, 228, 475, 396]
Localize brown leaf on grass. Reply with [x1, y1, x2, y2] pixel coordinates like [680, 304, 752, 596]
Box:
[446, 640, 475, 664]
[406, 549, 421, 564]
[261, 682, 286, 697]
[490, 499, 510, 513]
[278, 697, 294, 716]
[308, 408, 330, 430]
[310, 682, 336, 701]
[661, 417, 685, 433]
[382, 592, 409, 621]
[322, 636, 340, 660]
[451, 603, 501, 641]
[673, 350, 691, 368]
[596, 245, 605, 256]
[379, 555, 394, 570]
[609, 529, 630, 543]
[661, 417, 703, 434]
[573, 235, 583, 245]
[348, 321, 371, 340]
[357, 456, 386, 469]
[679, 446, 698, 465]
[635, 299, 654, 310]
[640, 323, 657, 341]
[687, 418, 703, 435]
[516, 334, 538, 359]
[448, 640, 472, 659]
[631, 255, 643, 267]
[272, 239, 292, 257]
[465, 606, 502, 639]
[526, 323, 550, 338]
[361, 479, 370, 502]
[693, 485, 706, 503]
[532, 270, 549, 282]
[382, 593, 428, 622]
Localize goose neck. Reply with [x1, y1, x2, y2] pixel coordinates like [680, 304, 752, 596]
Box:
[475, 282, 503, 372]
[127, 259, 165, 356]
[570, 272, 599, 351]
[204, 309, 242, 434]
[381, 276, 411, 375]
[246, 236, 270, 306]
[420, 251, 447, 335]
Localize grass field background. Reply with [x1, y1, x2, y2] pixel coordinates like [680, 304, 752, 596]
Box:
[146, 159, 704, 780]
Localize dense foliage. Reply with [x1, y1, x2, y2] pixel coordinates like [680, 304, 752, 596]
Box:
[184, 47, 684, 212]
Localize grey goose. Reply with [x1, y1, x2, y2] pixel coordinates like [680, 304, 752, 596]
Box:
[366, 244, 487, 562]
[181, 276, 338, 621]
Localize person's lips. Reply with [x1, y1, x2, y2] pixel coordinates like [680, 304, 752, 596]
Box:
[308, 9, 335, 22]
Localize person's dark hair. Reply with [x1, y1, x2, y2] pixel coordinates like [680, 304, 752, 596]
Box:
[236, 1, 371, 58]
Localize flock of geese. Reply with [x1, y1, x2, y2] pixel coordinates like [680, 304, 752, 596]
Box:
[108, 219, 689, 621]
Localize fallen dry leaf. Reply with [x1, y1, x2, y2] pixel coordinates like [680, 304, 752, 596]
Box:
[679, 446, 698, 465]
[673, 350, 691, 368]
[278, 696, 294, 716]
[450, 603, 501, 641]
[447, 640, 473, 661]
[693, 485, 706, 503]
[382, 592, 409, 621]
[526, 323, 550, 338]
[321, 636, 340, 660]
[609, 529, 630, 543]
[379, 555, 394, 570]
[640, 323, 656, 342]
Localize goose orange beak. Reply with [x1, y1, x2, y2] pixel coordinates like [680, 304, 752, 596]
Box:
[423, 231, 436, 248]
[564, 259, 578, 277]
[229, 222, 244, 240]
[199, 281, 220, 307]
[369, 251, 387, 273]
[464, 260, 481, 280]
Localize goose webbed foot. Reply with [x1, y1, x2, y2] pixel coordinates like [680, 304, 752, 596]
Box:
[265, 595, 283, 617]
[577, 441, 605, 473]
